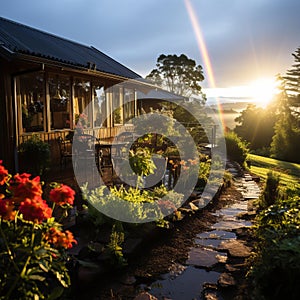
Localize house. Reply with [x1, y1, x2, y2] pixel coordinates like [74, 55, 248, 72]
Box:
[137, 88, 186, 113]
[0, 16, 152, 171]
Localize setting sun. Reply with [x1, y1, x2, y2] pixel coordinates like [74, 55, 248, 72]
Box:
[248, 77, 279, 107]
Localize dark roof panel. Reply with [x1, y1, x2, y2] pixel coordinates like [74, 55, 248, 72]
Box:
[0, 17, 141, 79]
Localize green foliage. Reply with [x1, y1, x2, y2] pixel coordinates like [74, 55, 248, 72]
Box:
[223, 131, 249, 166]
[283, 47, 300, 111]
[259, 171, 280, 209]
[234, 104, 276, 152]
[129, 147, 156, 178]
[81, 184, 183, 225]
[248, 195, 300, 299]
[270, 49, 300, 163]
[0, 217, 71, 300]
[107, 223, 127, 267]
[18, 135, 50, 176]
[146, 53, 206, 101]
[270, 103, 300, 163]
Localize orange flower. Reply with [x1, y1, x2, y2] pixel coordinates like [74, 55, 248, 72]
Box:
[0, 160, 9, 186]
[45, 227, 77, 249]
[0, 198, 16, 221]
[49, 184, 75, 206]
[188, 159, 198, 165]
[179, 160, 186, 166]
[9, 173, 43, 203]
[19, 197, 52, 223]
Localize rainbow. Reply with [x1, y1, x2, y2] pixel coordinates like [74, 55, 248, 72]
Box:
[184, 0, 226, 130]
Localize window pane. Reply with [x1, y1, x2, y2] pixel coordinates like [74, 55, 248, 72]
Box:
[113, 86, 123, 125]
[18, 72, 45, 132]
[93, 85, 105, 127]
[74, 79, 91, 130]
[124, 88, 135, 122]
[49, 75, 71, 130]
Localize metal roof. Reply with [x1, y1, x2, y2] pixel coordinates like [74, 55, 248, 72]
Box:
[0, 16, 141, 79]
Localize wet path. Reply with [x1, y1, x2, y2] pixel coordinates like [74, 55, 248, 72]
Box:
[137, 170, 260, 300]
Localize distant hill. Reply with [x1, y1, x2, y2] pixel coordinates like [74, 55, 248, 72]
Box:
[208, 101, 253, 112]
[206, 101, 253, 130]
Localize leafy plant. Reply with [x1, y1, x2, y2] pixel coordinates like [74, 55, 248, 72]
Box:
[248, 191, 300, 299]
[18, 135, 50, 176]
[0, 160, 77, 299]
[106, 223, 127, 267]
[259, 171, 280, 209]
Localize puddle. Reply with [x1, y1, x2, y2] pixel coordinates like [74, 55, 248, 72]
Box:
[197, 230, 237, 240]
[187, 247, 227, 267]
[212, 220, 252, 230]
[195, 230, 237, 248]
[140, 266, 220, 300]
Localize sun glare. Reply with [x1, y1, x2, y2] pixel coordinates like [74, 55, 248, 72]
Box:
[248, 77, 279, 107]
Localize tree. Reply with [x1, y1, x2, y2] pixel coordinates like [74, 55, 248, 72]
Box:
[234, 104, 276, 153]
[146, 54, 206, 103]
[283, 47, 300, 115]
[270, 59, 300, 163]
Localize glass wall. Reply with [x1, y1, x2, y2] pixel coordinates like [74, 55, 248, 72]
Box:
[73, 79, 91, 130]
[16, 71, 138, 134]
[112, 86, 123, 126]
[124, 88, 135, 123]
[49, 74, 71, 130]
[92, 84, 105, 127]
[17, 72, 45, 132]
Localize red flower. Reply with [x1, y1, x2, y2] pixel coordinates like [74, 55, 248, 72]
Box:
[49, 184, 75, 206]
[19, 198, 52, 223]
[45, 227, 77, 249]
[9, 173, 43, 203]
[0, 160, 9, 185]
[0, 198, 16, 221]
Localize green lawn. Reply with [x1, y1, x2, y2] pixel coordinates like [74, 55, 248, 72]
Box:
[248, 154, 300, 187]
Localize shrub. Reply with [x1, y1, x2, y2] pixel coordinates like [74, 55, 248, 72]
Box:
[18, 135, 50, 176]
[248, 196, 300, 299]
[223, 131, 249, 167]
[259, 171, 280, 209]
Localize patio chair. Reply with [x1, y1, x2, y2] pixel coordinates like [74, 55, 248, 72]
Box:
[57, 136, 73, 168]
[72, 133, 102, 183]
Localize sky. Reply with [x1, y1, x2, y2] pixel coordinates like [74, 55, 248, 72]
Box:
[2, 0, 300, 102]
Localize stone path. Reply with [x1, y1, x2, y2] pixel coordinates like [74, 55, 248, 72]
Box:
[138, 167, 260, 300]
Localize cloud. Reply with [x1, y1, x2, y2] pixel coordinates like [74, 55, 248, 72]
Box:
[2, 0, 300, 89]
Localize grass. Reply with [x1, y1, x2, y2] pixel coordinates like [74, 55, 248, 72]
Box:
[248, 154, 300, 187]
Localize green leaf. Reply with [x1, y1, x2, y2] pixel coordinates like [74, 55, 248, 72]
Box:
[28, 274, 46, 281]
[39, 262, 49, 273]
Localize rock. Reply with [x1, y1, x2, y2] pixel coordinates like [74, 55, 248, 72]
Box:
[218, 272, 236, 287]
[186, 248, 221, 268]
[203, 290, 219, 300]
[225, 264, 239, 272]
[133, 291, 158, 300]
[219, 240, 251, 258]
